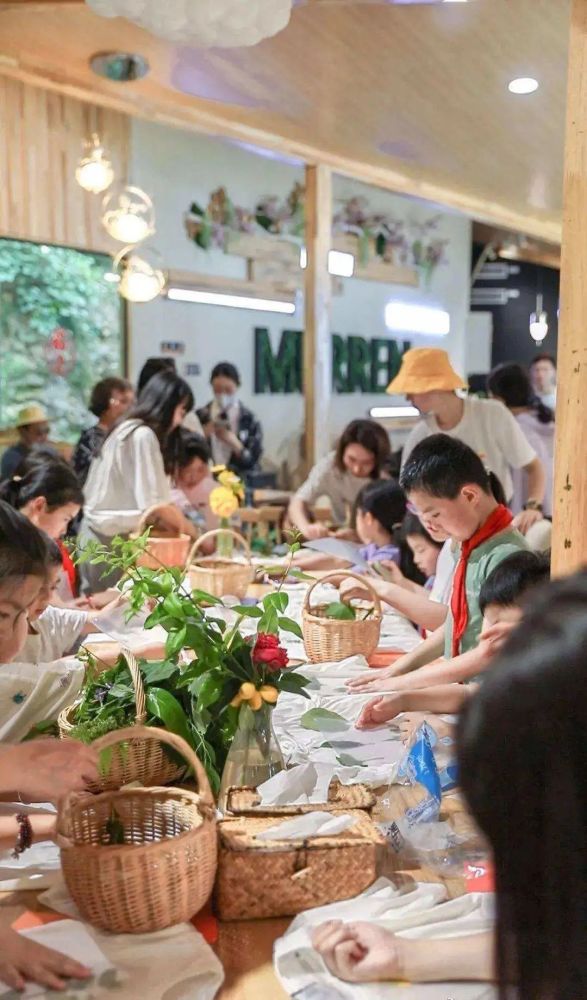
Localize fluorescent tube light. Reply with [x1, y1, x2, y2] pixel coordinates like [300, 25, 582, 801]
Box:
[385, 302, 450, 336]
[167, 287, 296, 315]
[370, 405, 419, 419]
[299, 248, 355, 277]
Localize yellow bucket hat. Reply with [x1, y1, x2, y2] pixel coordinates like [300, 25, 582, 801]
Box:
[16, 404, 49, 427]
[387, 348, 467, 395]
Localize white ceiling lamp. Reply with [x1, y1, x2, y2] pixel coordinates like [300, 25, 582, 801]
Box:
[508, 77, 539, 95]
[85, 0, 293, 48]
[299, 247, 355, 278]
[114, 246, 166, 303]
[529, 293, 549, 343]
[167, 287, 295, 315]
[370, 405, 419, 419]
[102, 184, 155, 244]
[75, 134, 114, 194]
[385, 301, 450, 337]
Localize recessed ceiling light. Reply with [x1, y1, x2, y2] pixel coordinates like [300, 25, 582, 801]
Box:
[508, 77, 539, 95]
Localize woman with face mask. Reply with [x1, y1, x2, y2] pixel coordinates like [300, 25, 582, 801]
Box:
[197, 362, 263, 476]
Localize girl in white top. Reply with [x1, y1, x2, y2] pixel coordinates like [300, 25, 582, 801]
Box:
[80, 370, 198, 593]
[289, 419, 391, 540]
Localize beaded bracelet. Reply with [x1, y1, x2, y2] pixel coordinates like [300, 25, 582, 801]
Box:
[12, 813, 33, 860]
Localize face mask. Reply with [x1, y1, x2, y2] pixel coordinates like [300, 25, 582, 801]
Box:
[215, 393, 236, 410]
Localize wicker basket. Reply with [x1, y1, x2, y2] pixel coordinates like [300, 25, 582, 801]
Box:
[216, 809, 385, 920]
[58, 726, 217, 934]
[132, 504, 192, 570]
[224, 781, 376, 816]
[186, 528, 254, 599]
[302, 572, 382, 664]
[58, 648, 185, 792]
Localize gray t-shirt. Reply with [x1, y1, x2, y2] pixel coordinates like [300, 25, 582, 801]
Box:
[294, 451, 370, 524]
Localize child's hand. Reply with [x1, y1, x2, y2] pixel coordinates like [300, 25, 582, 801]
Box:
[304, 522, 330, 541]
[479, 620, 517, 660]
[339, 578, 371, 603]
[355, 695, 404, 729]
[346, 659, 406, 691]
[374, 560, 405, 586]
[311, 920, 406, 982]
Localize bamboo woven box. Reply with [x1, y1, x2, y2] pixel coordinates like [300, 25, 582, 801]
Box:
[223, 782, 376, 817]
[215, 810, 385, 920]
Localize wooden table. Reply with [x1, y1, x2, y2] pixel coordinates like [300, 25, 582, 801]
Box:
[0, 786, 470, 999]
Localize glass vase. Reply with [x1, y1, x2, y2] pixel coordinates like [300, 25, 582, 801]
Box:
[217, 518, 234, 559]
[218, 702, 285, 811]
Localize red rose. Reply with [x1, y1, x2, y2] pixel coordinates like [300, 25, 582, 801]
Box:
[252, 633, 289, 672]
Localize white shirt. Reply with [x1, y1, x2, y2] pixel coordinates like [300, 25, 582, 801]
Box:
[0, 658, 84, 742]
[429, 539, 456, 605]
[83, 419, 171, 537]
[21, 605, 88, 663]
[401, 396, 536, 503]
[295, 451, 370, 525]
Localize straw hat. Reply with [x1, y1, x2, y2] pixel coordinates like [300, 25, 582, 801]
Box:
[386, 348, 467, 395]
[15, 404, 49, 427]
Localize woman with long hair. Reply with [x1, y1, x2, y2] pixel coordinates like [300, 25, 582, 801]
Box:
[487, 361, 554, 518]
[288, 419, 392, 540]
[79, 369, 198, 592]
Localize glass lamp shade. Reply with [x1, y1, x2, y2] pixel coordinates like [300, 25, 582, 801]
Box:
[529, 311, 549, 343]
[75, 135, 114, 194]
[114, 246, 166, 303]
[102, 184, 155, 244]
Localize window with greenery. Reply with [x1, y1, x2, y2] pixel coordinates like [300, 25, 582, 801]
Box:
[0, 239, 126, 442]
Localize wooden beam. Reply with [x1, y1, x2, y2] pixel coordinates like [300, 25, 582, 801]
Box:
[303, 164, 332, 470]
[552, 0, 587, 575]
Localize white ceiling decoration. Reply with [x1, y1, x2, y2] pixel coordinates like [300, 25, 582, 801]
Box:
[85, 0, 294, 48]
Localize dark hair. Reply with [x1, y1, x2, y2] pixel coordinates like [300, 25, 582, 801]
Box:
[210, 362, 241, 387]
[487, 363, 554, 425]
[355, 480, 406, 537]
[380, 451, 402, 481]
[0, 500, 49, 586]
[479, 550, 550, 615]
[137, 357, 176, 395]
[89, 377, 132, 418]
[458, 570, 587, 1000]
[0, 455, 83, 512]
[127, 370, 194, 472]
[175, 430, 211, 470]
[400, 434, 493, 499]
[530, 352, 556, 370]
[402, 512, 444, 550]
[335, 420, 391, 476]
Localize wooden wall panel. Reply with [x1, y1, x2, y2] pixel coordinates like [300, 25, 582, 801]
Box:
[0, 77, 129, 253]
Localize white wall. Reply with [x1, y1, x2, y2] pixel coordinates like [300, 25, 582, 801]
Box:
[128, 120, 472, 471]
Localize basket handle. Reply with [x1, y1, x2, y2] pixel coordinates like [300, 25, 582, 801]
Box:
[186, 528, 251, 568]
[119, 646, 147, 725]
[137, 504, 183, 537]
[92, 724, 215, 809]
[303, 571, 382, 616]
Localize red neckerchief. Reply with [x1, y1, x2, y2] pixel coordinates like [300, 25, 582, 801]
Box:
[450, 505, 513, 657]
[58, 540, 76, 598]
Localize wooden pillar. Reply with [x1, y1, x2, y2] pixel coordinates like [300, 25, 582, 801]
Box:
[303, 164, 332, 470]
[552, 0, 587, 575]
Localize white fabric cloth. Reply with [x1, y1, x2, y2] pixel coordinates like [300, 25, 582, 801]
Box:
[0, 658, 84, 741]
[274, 878, 496, 1000]
[511, 410, 555, 516]
[429, 539, 456, 605]
[401, 396, 536, 503]
[21, 605, 88, 663]
[294, 451, 371, 525]
[83, 419, 171, 537]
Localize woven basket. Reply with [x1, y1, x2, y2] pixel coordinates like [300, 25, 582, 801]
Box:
[186, 528, 254, 599]
[224, 781, 376, 816]
[216, 809, 384, 920]
[132, 504, 192, 570]
[58, 647, 185, 792]
[58, 726, 217, 934]
[302, 572, 382, 663]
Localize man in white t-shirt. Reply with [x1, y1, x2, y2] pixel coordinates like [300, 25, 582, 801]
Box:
[388, 348, 546, 535]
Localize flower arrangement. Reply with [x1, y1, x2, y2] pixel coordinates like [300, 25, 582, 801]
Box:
[209, 466, 245, 558]
[67, 533, 310, 791]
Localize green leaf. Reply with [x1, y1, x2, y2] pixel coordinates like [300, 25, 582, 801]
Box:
[162, 593, 185, 618]
[191, 589, 223, 606]
[264, 591, 288, 612]
[146, 688, 191, 744]
[300, 708, 349, 732]
[278, 616, 303, 638]
[165, 624, 187, 658]
[258, 608, 279, 634]
[140, 660, 178, 684]
[336, 753, 366, 768]
[325, 601, 357, 621]
[278, 672, 311, 699]
[288, 568, 316, 582]
[98, 746, 114, 779]
[231, 604, 263, 618]
[195, 672, 224, 711]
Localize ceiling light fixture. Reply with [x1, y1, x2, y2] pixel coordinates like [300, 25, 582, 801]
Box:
[385, 302, 450, 337]
[75, 134, 114, 194]
[508, 77, 539, 95]
[529, 293, 549, 343]
[299, 248, 355, 278]
[102, 184, 155, 244]
[114, 246, 166, 303]
[369, 405, 419, 419]
[167, 287, 296, 315]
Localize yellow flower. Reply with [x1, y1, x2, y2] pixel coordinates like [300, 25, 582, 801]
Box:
[211, 465, 227, 475]
[260, 685, 278, 705]
[230, 681, 270, 711]
[209, 486, 239, 519]
[218, 469, 245, 502]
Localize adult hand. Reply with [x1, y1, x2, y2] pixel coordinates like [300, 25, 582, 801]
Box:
[512, 508, 543, 535]
[214, 426, 243, 454]
[0, 928, 91, 992]
[355, 695, 403, 729]
[0, 740, 99, 802]
[304, 522, 330, 541]
[332, 527, 357, 541]
[339, 577, 371, 603]
[311, 921, 406, 983]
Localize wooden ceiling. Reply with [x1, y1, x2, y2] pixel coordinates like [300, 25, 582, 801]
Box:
[0, 0, 569, 242]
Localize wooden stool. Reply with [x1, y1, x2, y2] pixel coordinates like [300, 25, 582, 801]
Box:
[240, 506, 285, 546]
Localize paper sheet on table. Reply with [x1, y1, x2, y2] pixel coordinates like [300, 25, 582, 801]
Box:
[257, 811, 356, 841]
[303, 538, 367, 566]
[258, 762, 334, 806]
[0, 920, 113, 998]
[274, 878, 496, 1000]
[0, 839, 60, 891]
[88, 601, 168, 651]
